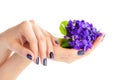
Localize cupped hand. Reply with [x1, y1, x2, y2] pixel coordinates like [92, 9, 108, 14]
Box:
[50, 33, 105, 63]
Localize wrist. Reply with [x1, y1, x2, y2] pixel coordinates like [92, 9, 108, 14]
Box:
[0, 33, 11, 66]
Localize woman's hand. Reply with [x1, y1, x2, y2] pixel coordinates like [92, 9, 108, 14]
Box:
[0, 20, 54, 66]
[50, 33, 105, 63]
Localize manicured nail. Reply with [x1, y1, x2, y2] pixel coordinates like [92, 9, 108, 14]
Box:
[101, 34, 106, 42]
[55, 40, 59, 44]
[26, 54, 32, 60]
[36, 57, 39, 65]
[103, 34, 106, 38]
[43, 58, 47, 66]
[50, 52, 54, 59]
[77, 50, 84, 55]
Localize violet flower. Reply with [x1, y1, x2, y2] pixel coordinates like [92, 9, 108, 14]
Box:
[59, 20, 102, 51]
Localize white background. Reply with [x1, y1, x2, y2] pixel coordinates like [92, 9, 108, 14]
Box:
[0, 0, 120, 80]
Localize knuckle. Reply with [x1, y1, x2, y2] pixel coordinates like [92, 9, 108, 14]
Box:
[21, 21, 30, 27]
[22, 20, 29, 24]
[39, 40, 46, 48]
[31, 39, 37, 44]
[18, 21, 30, 30]
[39, 36, 46, 42]
[45, 31, 49, 36]
[46, 37, 50, 41]
[30, 20, 36, 24]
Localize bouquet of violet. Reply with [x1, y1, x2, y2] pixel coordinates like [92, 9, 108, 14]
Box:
[59, 20, 102, 52]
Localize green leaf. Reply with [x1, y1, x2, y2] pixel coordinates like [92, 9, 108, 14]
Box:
[59, 38, 70, 48]
[61, 21, 68, 27]
[61, 41, 69, 48]
[59, 24, 66, 35]
[59, 21, 68, 35]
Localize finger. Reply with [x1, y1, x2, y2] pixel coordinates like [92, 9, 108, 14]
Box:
[39, 29, 55, 64]
[30, 20, 47, 66]
[84, 33, 105, 56]
[42, 31, 54, 59]
[47, 32, 60, 46]
[46, 35, 54, 59]
[18, 21, 38, 64]
[9, 41, 34, 61]
[91, 33, 105, 50]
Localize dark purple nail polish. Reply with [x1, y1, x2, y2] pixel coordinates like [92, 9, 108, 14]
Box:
[50, 52, 54, 59]
[101, 34, 106, 42]
[36, 57, 39, 65]
[103, 34, 106, 38]
[43, 58, 47, 66]
[55, 40, 59, 44]
[77, 50, 84, 55]
[26, 54, 32, 60]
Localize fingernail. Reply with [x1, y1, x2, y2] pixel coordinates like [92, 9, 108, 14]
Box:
[101, 34, 106, 42]
[36, 57, 39, 65]
[103, 34, 106, 38]
[50, 52, 54, 59]
[43, 58, 47, 66]
[26, 54, 32, 60]
[55, 40, 59, 44]
[77, 50, 84, 56]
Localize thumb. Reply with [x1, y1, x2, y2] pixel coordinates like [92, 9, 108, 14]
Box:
[9, 42, 34, 61]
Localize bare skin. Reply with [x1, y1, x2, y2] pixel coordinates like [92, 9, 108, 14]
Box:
[0, 20, 105, 80]
[53, 34, 104, 63]
[0, 20, 54, 65]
